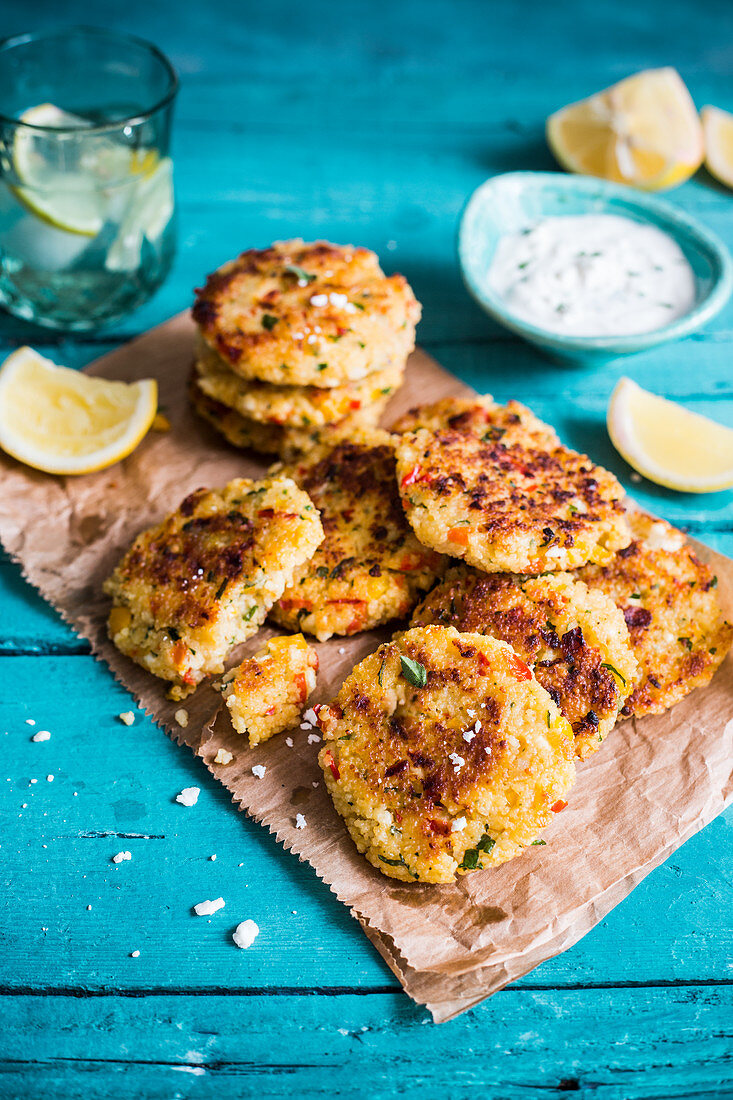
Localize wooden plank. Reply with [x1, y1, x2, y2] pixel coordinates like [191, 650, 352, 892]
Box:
[0, 988, 732, 1098]
[1, 654, 732, 992]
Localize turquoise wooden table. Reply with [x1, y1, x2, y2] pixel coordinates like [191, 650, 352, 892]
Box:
[2, 1, 733, 1096]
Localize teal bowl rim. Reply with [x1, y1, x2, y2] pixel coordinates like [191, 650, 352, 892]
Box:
[457, 171, 733, 354]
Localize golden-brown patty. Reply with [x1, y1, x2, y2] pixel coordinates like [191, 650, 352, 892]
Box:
[220, 634, 318, 746]
[192, 239, 420, 387]
[412, 566, 637, 759]
[103, 477, 323, 698]
[270, 429, 445, 640]
[190, 376, 386, 459]
[317, 625, 576, 883]
[576, 510, 733, 717]
[395, 425, 630, 573]
[392, 395, 559, 449]
[194, 337, 403, 427]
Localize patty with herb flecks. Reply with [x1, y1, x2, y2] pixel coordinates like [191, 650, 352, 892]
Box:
[194, 335, 403, 428]
[189, 374, 387, 460]
[412, 566, 637, 759]
[103, 476, 323, 699]
[270, 428, 445, 640]
[391, 394, 559, 450]
[317, 625, 577, 883]
[220, 634, 318, 746]
[192, 239, 420, 388]
[394, 423, 630, 574]
[576, 510, 733, 717]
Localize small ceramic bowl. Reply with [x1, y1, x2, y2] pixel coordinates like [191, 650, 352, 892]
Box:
[457, 171, 733, 362]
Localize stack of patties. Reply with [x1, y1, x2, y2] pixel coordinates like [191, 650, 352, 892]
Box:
[190, 239, 420, 458]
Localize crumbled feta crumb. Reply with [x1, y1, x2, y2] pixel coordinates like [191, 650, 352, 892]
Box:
[300, 722, 313, 731]
[32, 731, 51, 742]
[130, 950, 140, 958]
[30, 779, 37, 785]
[25, 719, 36, 726]
[176, 786, 200, 807]
[21, 803, 27, 809]
[46, 774, 54, 782]
[328, 291, 348, 308]
[306, 334, 318, 344]
[174, 708, 189, 728]
[86, 905, 92, 911]
[338, 647, 346, 655]
[463, 730, 475, 743]
[302, 708, 318, 725]
[112, 851, 132, 863]
[193, 897, 225, 916]
[309, 293, 328, 307]
[118, 712, 135, 726]
[451, 816, 467, 832]
[338, 1028, 349, 1036]
[474, 719, 482, 732]
[210, 854, 217, 861]
[251, 765, 267, 779]
[466, 709, 475, 717]
[285, 737, 293, 748]
[295, 813, 307, 829]
[448, 753, 465, 773]
[232, 919, 259, 948]
[312, 781, 319, 788]
[214, 748, 233, 765]
[307, 733, 321, 744]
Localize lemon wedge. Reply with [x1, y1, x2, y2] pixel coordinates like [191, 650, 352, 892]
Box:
[0, 347, 158, 475]
[607, 377, 733, 493]
[547, 68, 704, 191]
[701, 105, 733, 190]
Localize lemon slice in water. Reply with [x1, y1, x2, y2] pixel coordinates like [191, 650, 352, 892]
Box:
[0, 347, 158, 475]
[547, 68, 704, 191]
[607, 377, 733, 493]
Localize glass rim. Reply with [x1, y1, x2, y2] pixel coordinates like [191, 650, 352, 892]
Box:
[0, 25, 179, 134]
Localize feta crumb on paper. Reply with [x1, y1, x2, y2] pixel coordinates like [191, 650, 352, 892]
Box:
[251, 765, 266, 779]
[232, 919, 259, 949]
[193, 897, 225, 916]
[214, 748, 233, 765]
[285, 737, 293, 748]
[302, 708, 318, 725]
[307, 733, 321, 744]
[176, 786, 200, 807]
[174, 708, 189, 728]
[112, 851, 132, 864]
[32, 731, 51, 742]
[295, 813, 307, 829]
[118, 712, 135, 726]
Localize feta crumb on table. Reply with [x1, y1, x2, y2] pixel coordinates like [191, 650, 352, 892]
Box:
[118, 711, 135, 726]
[112, 851, 132, 863]
[176, 786, 200, 806]
[25, 719, 35, 726]
[193, 897, 225, 916]
[130, 950, 140, 958]
[46, 774, 54, 782]
[232, 919, 259, 948]
[32, 731, 50, 742]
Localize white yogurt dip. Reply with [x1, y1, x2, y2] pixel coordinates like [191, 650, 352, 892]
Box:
[487, 214, 696, 337]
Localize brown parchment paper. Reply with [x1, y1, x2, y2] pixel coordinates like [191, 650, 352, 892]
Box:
[1, 311, 732, 1023]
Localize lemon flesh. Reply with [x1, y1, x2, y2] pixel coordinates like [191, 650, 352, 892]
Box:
[607, 377, 733, 493]
[547, 68, 704, 191]
[702, 105, 733, 190]
[0, 347, 158, 475]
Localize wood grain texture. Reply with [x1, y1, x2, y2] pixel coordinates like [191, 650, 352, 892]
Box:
[1, 0, 733, 1091]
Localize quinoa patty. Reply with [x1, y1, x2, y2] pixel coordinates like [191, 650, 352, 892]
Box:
[577, 510, 733, 717]
[190, 375, 387, 460]
[221, 634, 319, 746]
[104, 477, 323, 698]
[193, 336, 403, 428]
[317, 625, 576, 883]
[270, 428, 445, 640]
[412, 566, 637, 759]
[395, 425, 630, 573]
[192, 239, 420, 388]
[392, 394, 559, 449]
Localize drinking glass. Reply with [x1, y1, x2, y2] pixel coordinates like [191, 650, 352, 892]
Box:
[0, 26, 178, 331]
